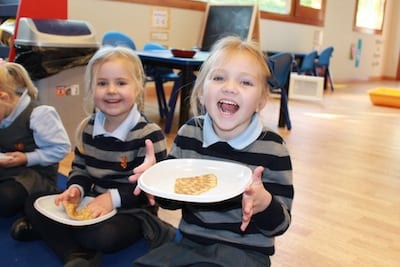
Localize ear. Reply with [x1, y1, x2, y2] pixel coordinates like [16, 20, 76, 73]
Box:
[257, 97, 267, 112]
[198, 91, 205, 105]
[198, 95, 204, 105]
[0, 91, 11, 102]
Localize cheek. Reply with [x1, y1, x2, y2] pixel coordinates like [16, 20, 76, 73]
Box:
[93, 91, 103, 105]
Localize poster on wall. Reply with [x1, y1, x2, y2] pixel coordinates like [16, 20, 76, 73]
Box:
[355, 38, 362, 68]
[150, 8, 170, 42]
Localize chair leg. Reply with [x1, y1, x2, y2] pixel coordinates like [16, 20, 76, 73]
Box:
[327, 69, 334, 91]
[164, 73, 196, 133]
[281, 89, 291, 130]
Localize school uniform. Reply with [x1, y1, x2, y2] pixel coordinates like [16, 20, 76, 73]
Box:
[0, 91, 70, 216]
[133, 113, 294, 267]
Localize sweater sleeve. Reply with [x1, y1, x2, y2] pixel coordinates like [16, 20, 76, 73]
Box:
[27, 105, 71, 166]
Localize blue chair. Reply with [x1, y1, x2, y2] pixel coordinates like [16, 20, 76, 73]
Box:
[296, 50, 318, 76]
[267, 52, 293, 130]
[102, 31, 136, 50]
[143, 42, 182, 120]
[316, 46, 334, 91]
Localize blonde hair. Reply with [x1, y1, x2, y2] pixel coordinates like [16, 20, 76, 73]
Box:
[75, 46, 145, 152]
[190, 36, 271, 118]
[0, 61, 38, 103]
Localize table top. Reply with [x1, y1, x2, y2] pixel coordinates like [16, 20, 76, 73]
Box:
[136, 50, 209, 69]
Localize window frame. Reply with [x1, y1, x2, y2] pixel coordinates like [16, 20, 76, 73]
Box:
[113, 0, 326, 26]
[353, 0, 386, 35]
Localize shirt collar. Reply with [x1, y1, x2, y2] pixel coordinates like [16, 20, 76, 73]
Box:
[202, 113, 263, 150]
[93, 104, 140, 141]
[0, 89, 30, 128]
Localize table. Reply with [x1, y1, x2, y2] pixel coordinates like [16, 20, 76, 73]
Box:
[136, 50, 209, 130]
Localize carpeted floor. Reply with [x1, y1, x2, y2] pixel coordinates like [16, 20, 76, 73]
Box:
[0, 174, 150, 266]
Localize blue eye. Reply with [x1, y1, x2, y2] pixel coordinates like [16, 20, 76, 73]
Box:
[212, 75, 224, 81]
[241, 80, 254, 87]
[97, 80, 107, 87]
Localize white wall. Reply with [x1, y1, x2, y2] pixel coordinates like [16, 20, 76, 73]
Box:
[68, 0, 400, 83]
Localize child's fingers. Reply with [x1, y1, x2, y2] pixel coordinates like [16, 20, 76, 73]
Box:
[240, 166, 264, 231]
[131, 139, 156, 182]
[143, 139, 155, 163]
[133, 185, 142, 196]
[251, 166, 264, 184]
[241, 196, 254, 231]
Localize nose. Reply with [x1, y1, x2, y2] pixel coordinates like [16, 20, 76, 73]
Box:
[222, 79, 238, 94]
[106, 83, 117, 93]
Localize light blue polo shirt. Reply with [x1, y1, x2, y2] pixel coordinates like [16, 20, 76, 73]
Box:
[92, 104, 140, 141]
[202, 112, 263, 150]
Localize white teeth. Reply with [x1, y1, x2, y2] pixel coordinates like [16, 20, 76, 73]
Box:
[218, 100, 239, 114]
[219, 100, 237, 106]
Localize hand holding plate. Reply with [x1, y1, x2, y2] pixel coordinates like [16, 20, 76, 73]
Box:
[240, 166, 272, 232]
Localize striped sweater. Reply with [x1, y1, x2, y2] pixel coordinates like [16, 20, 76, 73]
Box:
[68, 115, 167, 209]
[162, 117, 294, 255]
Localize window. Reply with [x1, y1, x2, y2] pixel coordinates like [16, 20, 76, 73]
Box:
[353, 0, 386, 34]
[116, 0, 326, 26]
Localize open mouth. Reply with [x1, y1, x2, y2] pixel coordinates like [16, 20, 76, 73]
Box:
[218, 100, 239, 115]
[105, 99, 121, 104]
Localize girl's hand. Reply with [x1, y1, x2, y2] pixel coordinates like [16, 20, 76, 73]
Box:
[129, 139, 156, 205]
[55, 186, 82, 206]
[0, 152, 27, 168]
[86, 192, 113, 218]
[240, 166, 272, 232]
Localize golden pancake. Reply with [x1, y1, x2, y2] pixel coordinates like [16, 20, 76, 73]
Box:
[64, 202, 93, 221]
[174, 173, 218, 195]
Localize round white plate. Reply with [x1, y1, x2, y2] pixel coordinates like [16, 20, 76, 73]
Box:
[34, 195, 117, 226]
[138, 159, 252, 203]
[0, 153, 12, 161]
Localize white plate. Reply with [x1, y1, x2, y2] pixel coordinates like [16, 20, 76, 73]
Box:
[0, 153, 12, 161]
[34, 195, 117, 226]
[138, 159, 252, 203]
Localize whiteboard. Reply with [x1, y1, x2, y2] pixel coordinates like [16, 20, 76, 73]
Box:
[198, 4, 259, 51]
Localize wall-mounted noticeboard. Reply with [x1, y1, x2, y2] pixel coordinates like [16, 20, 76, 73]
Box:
[198, 4, 260, 51]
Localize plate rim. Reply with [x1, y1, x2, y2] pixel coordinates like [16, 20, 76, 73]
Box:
[34, 194, 117, 226]
[0, 153, 12, 161]
[138, 158, 252, 203]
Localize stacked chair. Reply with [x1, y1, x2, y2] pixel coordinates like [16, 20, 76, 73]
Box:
[295, 50, 318, 76]
[316, 46, 334, 91]
[294, 47, 334, 91]
[267, 52, 294, 130]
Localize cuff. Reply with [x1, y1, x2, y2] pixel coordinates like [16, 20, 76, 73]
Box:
[109, 188, 121, 208]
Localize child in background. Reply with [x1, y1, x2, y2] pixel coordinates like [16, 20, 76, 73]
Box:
[0, 61, 70, 223]
[132, 36, 294, 267]
[17, 46, 174, 266]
